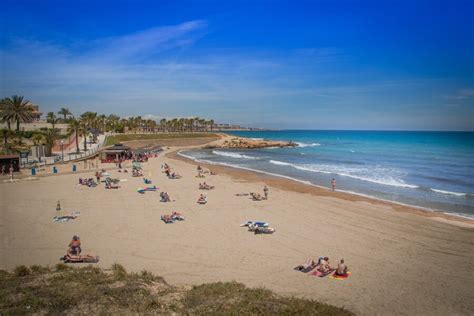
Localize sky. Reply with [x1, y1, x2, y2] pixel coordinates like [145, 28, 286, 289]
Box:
[1, 0, 473, 130]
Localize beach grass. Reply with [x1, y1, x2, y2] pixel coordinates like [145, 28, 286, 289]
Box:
[0, 265, 352, 315]
[104, 133, 219, 147]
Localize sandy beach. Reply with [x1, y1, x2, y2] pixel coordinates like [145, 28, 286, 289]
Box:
[1, 138, 473, 315]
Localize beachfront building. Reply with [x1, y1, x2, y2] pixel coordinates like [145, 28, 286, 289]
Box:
[100, 143, 131, 162]
[0, 154, 20, 172]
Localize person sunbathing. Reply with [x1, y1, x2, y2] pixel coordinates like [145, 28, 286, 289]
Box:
[197, 194, 207, 204]
[169, 172, 181, 179]
[62, 251, 98, 263]
[335, 259, 349, 276]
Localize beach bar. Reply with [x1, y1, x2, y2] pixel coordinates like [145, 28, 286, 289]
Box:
[0, 154, 20, 172]
[100, 143, 131, 163]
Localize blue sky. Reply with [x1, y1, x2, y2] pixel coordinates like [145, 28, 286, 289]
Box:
[1, 0, 473, 130]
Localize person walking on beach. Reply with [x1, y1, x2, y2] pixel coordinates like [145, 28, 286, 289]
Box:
[1, 165, 6, 176]
[331, 178, 336, 191]
[9, 164, 14, 180]
[263, 185, 269, 199]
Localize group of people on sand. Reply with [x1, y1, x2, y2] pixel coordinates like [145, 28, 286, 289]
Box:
[198, 182, 214, 190]
[250, 186, 269, 201]
[297, 256, 349, 277]
[162, 163, 181, 179]
[132, 168, 143, 177]
[196, 165, 216, 178]
[78, 177, 97, 187]
[60, 235, 98, 263]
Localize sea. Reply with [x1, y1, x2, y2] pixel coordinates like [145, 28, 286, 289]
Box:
[179, 130, 474, 219]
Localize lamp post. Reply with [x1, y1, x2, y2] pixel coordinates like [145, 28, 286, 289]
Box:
[60, 140, 64, 161]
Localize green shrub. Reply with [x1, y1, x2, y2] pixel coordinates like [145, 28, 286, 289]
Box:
[111, 263, 127, 280]
[14, 265, 31, 277]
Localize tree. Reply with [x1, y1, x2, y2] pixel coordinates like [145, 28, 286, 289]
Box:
[67, 118, 81, 153]
[58, 107, 72, 121]
[0, 128, 13, 147]
[80, 112, 97, 151]
[40, 128, 59, 156]
[32, 133, 44, 146]
[46, 112, 60, 128]
[1, 95, 34, 131]
[209, 119, 215, 132]
[159, 119, 167, 132]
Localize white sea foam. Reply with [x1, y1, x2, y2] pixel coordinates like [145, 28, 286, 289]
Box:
[430, 188, 467, 197]
[295, 142, 321, 147]
[251, 138, 264, 141]
[177, 151, 473, 220]
[269, 160, 418, 188]
[212, 150, 258, 160]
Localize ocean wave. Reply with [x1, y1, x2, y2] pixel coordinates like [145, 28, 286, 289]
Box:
[269, 160, 292, 166]
[212, 150, 259, 160]
[295, 142, 321, 147]
[269, 160, 418, 188]
[177, 151, 473, 220]
[430, 188, 467, 197]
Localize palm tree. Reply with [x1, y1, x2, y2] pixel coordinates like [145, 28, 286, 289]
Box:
[1, 95, 34, 131]
[46, 112, 60, 128]
[32, 133, 44, 146]
[0, 128, 13, 147]
[159, 119, 167, 132]
[40, 128, 59, 156]
[0, 99, 12, 130]
[80, 112, 97, 151]
[67, 118, 81, 153]
[209, 119, 215, 132]
[58, 107, 72, 121]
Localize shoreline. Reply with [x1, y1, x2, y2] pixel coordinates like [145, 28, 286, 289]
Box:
[168, 146, 474, 229]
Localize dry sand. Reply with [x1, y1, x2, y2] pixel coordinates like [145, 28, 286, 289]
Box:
[1, 141, 473, 315]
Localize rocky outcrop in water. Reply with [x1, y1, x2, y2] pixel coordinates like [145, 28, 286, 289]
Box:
[205, 137, 297, 149]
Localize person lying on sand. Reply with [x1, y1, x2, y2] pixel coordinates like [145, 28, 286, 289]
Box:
[61, 252, 98, 263]
[197, 194, 207, 204]
[335, 259, 349, 276]
[169, 172, 181, 179]
[199, 182, 215, 190]
[296, 258, 318, 271]
[251, 192, 263, 201]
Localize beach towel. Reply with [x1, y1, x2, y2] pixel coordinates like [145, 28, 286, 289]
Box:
[53, 212, 80, 223]
[329, 271, 352, 280]
[310, 268, 335, 278]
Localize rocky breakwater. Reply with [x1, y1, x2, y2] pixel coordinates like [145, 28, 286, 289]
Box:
[205, 137, 297, 149]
